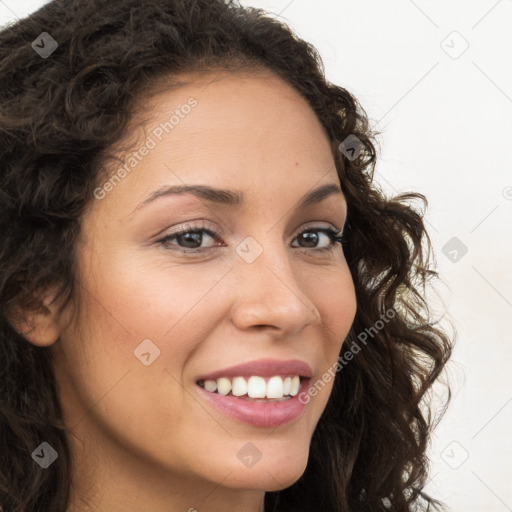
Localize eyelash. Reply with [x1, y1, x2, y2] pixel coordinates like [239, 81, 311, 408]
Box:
[157, 223, 344, 255]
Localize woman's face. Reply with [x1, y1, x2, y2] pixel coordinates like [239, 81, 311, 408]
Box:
[52, 71, 357, 510]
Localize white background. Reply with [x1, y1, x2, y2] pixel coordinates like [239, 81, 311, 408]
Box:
[1, 1, 511, 510]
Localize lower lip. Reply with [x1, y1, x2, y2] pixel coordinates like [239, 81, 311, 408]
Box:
[195, 379, 310, 428]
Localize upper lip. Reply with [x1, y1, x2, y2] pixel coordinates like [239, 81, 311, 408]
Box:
[195, 358, 313, 382]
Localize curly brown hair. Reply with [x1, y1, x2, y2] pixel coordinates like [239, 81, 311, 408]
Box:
[0, 0, 453, 511]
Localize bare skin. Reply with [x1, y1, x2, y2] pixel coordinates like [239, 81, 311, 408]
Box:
[13, 70, 357, 512]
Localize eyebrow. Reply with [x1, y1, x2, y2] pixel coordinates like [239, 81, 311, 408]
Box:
[130, 182, 344, 215]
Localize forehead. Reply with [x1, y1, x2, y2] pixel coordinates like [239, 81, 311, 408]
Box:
[143, 70, 328, 140]
[97, 70, 338, 215]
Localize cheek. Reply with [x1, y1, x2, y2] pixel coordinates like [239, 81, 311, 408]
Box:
[88, 245, 233, 340]
[304, 265, 356, 403]
[64, 249, 201, 409]
[312, 264, 357, 346]
[58, 268, 201, 469]
[68, 249, 235, 433]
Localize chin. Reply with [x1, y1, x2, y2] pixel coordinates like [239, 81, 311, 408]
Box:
[222, 451, 309, 491]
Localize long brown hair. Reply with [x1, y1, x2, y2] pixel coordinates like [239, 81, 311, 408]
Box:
[0, 0, 453, 510]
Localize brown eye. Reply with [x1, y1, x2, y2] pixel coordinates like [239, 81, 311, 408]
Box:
[159, 226, 221, 252]
[292, 227, 343, 252]
[174, 231, 208, 249]
[297, 231, 320, 248]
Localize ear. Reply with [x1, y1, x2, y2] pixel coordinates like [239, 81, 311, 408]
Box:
[7, 287, 62, 347]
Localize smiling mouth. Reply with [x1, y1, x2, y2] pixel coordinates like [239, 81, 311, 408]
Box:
[196, 375, 304, 401]
[195, 373, 311, 427]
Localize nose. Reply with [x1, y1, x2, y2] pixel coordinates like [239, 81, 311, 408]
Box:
[229, 236, 321, 335]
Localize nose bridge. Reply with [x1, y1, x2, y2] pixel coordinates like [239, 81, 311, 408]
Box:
[230, 233, 320, 331]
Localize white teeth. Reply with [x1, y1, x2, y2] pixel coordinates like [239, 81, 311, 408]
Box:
[283, 376, 291, 395]
[216, 377, 231, 396]
[199, 375, 303, 399]
[204, 380, 217, 393]
[290, 376, 300, 396]
[247, 376, 267, 398]
[266, 376, 284, 399]
[231, 376, 248, 397]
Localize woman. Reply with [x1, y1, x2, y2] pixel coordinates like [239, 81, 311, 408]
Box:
[0, 0, 453, 511]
